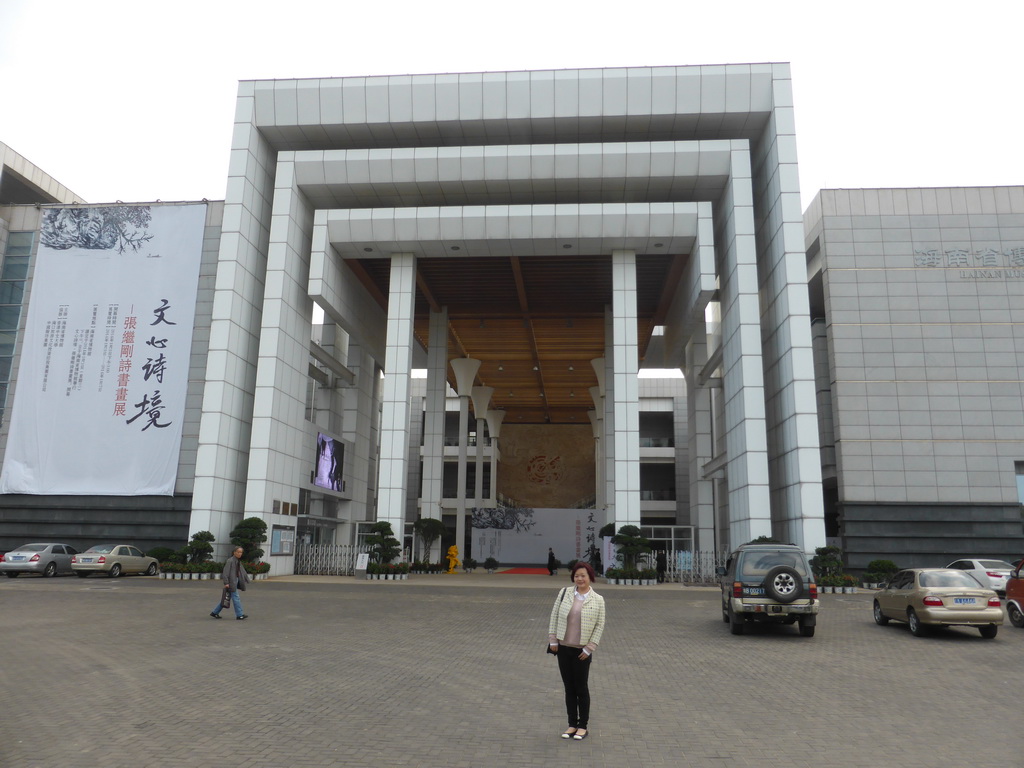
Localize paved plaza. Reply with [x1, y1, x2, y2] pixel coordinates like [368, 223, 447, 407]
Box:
[2, 572, 1021, 768]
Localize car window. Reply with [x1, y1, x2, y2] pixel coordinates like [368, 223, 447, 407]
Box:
[66, 546, 78, 555]
[920, 571, 985, 589]
[128, 547, 144, 557]
[737, 551, 811, 580]
[948, 561, 966, 569]
[52, 546, 65, 554]
[977, 560, 1011, 570]
[892, 571, 913, 589]
[86, 545, 115, 554]
[116, 546, 130, 556]
[21, 544, 47, 552]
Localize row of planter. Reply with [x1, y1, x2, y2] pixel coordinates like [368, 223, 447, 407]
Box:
[603, 577, 658, 586]
[821, 585, 858, 593]
[365, 573, 409, 580]
[159, 572, 270, 580]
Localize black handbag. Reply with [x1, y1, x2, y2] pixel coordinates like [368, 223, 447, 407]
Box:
[220, 587, 232, 608]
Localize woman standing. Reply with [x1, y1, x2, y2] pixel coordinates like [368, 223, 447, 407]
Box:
[547, 561, 606, 740]
[209, 546, 250, 620]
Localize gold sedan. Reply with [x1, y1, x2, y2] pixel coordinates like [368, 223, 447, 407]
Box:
[873, 568, 1003, 639]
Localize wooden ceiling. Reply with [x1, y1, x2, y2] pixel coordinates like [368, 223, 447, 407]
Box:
[352, 252, 682, 424]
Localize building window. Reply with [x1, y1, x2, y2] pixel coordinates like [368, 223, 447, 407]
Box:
[0, 231, 33, 424]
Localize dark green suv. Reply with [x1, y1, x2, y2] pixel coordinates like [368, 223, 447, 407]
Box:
[717, 543, 819, 637]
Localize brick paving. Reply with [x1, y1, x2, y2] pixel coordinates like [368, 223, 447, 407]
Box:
[2, 572, 1021, 768]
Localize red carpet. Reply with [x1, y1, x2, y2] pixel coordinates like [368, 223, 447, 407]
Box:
[499, 567, 550, 575]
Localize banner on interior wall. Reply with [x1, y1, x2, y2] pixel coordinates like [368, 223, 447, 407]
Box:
[471, 506, 601, 564]
[0, 204, 206, 495]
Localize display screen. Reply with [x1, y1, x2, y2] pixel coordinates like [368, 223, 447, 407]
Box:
[314, 433, 345, 492]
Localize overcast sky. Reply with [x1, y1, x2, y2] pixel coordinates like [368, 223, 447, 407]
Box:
[1, 0, 1021, 212]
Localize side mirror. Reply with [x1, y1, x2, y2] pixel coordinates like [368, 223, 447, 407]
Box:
[715, 566, 726, 576]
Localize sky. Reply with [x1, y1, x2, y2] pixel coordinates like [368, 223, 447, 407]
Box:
[1, 0, 1022, 212]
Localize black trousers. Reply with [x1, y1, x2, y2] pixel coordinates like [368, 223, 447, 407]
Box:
[556, 644, 593, 729]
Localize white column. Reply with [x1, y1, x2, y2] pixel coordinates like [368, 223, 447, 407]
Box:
[587, 404, 604, 514]
[375, 253, 416, 534]
[471, 386, 493, 514]
[485, 409, 505, 505]
[686, 335, 716, 552]
[611, 250, 641, 527]
[716, 148, 772, 544]
[450, 358, 481, 560]
[421, 308, 448, 560]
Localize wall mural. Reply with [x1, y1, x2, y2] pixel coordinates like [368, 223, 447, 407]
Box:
[498, 424, 593, 508]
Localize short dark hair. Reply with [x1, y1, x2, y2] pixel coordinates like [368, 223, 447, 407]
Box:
[570, 562, 596, 582]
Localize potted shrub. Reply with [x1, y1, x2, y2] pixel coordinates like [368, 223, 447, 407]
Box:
[640, 567, 658, 585]
[230, 517, 268, 563]
[483, 556, 499, 574]
[612, 525, 653, 579]
[463, 557, 477, 573]
[864, 559, 898, 589]
[811, 546, 843, 587]
[413, 517, 447, 563]
[842, 573, 858, 593]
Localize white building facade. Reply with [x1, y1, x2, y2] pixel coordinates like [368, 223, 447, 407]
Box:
[190, 65, 826, 570]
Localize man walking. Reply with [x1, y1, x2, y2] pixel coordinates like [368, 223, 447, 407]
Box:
[210, 546, 250, 620]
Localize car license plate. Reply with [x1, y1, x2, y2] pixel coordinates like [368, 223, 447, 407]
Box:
[743, 586, 765, 596]
[81, 558, 94, 563]
[953, 597, 976, 605]
[11, 556, 25, 561]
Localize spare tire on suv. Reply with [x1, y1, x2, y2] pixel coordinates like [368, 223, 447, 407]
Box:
[717, 544, 819, 637]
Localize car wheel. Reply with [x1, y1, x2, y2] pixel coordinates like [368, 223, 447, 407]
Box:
[728, 607, 745, 635]
[4, 572, 18, 578]
[1008, 602, 1024, 628]
[146, 563, 158, 576]
[108, 564, 122, 578]
[907, 608, 928, 637]
[798, 617, 815, 637]
[978, 625, 998, 639]
[873, 600, 889, 625]
[76, 572, 89, 578]
[763, 566, 803, 604]
[43, 562, 57, 577]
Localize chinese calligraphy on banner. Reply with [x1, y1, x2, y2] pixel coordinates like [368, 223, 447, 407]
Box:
[0, 204, 206, 495]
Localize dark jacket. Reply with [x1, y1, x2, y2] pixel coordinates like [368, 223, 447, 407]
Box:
[222, 557, 250, 592]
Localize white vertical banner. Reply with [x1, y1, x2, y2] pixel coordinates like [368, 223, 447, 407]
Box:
[0, 204, 206, 495]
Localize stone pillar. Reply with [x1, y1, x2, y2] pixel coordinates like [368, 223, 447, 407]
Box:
[450, 357, 481, 561]
[470, 386, 493, 558]
[420, 309, 448, 560]
[611, 250, 641, 527]
[375, 253, 416, 535]
[485, 409, 505, 505]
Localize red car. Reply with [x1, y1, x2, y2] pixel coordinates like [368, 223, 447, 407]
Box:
[1006, 560, 1024, 628]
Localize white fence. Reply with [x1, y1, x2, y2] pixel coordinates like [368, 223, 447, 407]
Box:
[294, 544, 369, 576]
[626, 549, 727, 584]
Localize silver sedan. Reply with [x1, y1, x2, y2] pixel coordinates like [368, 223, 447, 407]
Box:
[0, 543, 79, 577]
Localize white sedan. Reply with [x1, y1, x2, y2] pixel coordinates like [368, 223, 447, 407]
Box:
[945, 558, 1014, 595]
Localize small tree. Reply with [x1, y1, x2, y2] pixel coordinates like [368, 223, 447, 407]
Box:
[810, 545, 843, 583]
[611, 525, 652, 571]
[182, 530, 215, 564]
[230, 517, 268, 562]
[413, 517, 447, 561]
[366, 521, 401, 564]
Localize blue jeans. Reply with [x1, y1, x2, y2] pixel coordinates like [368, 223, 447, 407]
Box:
[212, 589, 244, 618]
